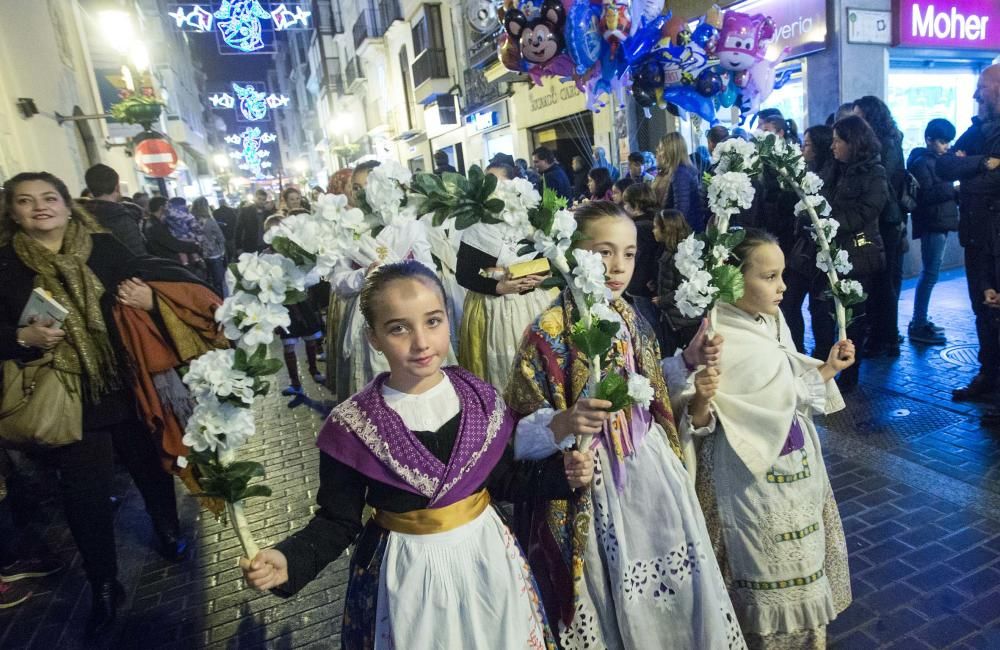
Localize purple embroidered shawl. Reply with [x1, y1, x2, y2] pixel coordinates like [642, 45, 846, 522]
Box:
[316, 366, 516, 508]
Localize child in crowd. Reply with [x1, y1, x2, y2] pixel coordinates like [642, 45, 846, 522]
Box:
[262, 214, 325, 396]
[611, 177, 634, 205]
[668, 229, 854, 649]
[504, 201, 745, 649]
[654, 209, 703, 355]
[906, 118, 960, 344]
[621, 183, 663, 345]
[241, 261, 593, 647]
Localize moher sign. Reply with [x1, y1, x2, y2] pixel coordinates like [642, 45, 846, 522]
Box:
[894, 0, 1000, 50]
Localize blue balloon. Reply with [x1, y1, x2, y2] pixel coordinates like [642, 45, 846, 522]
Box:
[717, 77, 739, 107]
[663, 85, 718, 123]
[690, 23, 718, 50]
[623, 12, 671, 65]
[565, 1, 603, 75]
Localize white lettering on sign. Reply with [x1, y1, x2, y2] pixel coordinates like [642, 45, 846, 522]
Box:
[912, 5, 989, 41]
[776, 16, 814, 42]
[139, 153, 175, 163]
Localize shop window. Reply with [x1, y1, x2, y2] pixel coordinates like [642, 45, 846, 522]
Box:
[438, 96, 458, 125]
[889, 64, 979, 156]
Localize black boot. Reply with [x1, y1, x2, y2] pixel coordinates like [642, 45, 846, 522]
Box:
[85, 579, 123, 638]
[153, 520, 190, 562]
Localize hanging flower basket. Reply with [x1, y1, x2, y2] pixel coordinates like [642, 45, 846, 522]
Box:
[111, 94, 164, 128]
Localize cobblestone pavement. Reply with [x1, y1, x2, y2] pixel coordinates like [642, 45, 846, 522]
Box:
[2, 268, 1000, 649]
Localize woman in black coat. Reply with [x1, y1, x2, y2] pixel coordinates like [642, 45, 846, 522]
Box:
[0, 172, 197, 637]
[854, 96, 906, 356]
[787, 117, 888, 391]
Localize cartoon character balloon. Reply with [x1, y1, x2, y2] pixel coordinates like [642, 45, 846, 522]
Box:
[715, 11, 775, 82]
[503, 0, 567, 68]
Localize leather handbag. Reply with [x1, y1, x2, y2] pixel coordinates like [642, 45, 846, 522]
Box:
[0, 354, 82, 448]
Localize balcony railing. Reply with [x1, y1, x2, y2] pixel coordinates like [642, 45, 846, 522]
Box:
[463, 67, 506, 114]
[352, 0, 402, 50]
[412, 48, 448, 88]
[345, 57, 364, 89]
[468, 27, 504, 69]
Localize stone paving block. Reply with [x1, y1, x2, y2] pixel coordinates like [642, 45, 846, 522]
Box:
[913, 614, 980, 648]
[904, 563, 964, 592]
[953, 566, 1000, 598]
[866, 607, 929, 644]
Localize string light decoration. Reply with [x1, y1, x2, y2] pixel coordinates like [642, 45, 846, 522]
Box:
[207, 82, 290, 122]
[167, 1, 312, 55]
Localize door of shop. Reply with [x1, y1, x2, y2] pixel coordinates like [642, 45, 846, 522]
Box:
[529, 111, 594, 171]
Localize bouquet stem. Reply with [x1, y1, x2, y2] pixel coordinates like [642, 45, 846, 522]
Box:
[780, 171, 849, 342]
[226, 501, 260, 560]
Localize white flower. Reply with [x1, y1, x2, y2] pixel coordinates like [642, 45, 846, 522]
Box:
[675, 269, 717, 318]
[711, 138, 759, 173]
[837, 279, 864, 299]
[491, 177, 540, 234]
[589, 302, 618, 323]
[532, 230, 571, 262]
[801, 171, 824, 195]
[176, 455, 188, 469]
[571, 249, 610, 301]
[364, 161, 411, 225]
[811, 217, 839, 242]
[183, 397, 256, 454]
[215, 292, 291, 349]
[675, 235, 706, 278]
[626, 373, 655, 409]
[816, 249, 851, 275]
[183, 349, 255, 405]
[711, 244, 731, 263]
[795, 194, 831, 218]
[551, 209, 577, 241]
[232, 253, 307, 304]
[832, 249, 853, 274]
[707, 172, 755, 221]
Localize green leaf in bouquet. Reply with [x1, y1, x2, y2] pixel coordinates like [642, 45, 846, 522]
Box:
[720, 228, 746, 250]
[442, 171, 470, 194]
[454, 208, 481, 230]
[258, 358, 284, 376]
[239, 484, 273, 500]
[412, 172, 445, 196]
[571, 319, 620, 360]
[248, 344, 268, 367]
[711, 264, 745, 304]
[270, 236, 313, 266]
[233, 347, 248, 370]
[283, 288, 309, 305]
[484, 198, 505, 214]
[517, 242, 535, 256]
[225, 461, 266, 480]
[539, 275, 566, 289]
[480, 169, 498, 198]
[595, 372, 632, 412]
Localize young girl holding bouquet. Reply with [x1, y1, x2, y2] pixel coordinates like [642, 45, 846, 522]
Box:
[670, 230, 854, 648]
[241, 261, 594, 648]
[504, 201, 745, 649]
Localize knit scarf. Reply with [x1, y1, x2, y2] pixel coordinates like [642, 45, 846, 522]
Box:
[13, 221, 120, 401]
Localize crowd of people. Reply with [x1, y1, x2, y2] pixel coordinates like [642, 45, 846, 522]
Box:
[1, 63, 999, 648]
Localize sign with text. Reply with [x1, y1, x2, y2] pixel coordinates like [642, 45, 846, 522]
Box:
[894, 0, 1000, 50]
[725, 0, 828, 59]
[848, 8, 893, 44]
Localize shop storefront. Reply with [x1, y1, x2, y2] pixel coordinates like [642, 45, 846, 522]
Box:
[464, 99, 515, 169]
[509, 76, 611, 172]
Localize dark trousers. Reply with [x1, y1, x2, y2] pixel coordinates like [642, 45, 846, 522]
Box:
[964, 245, 1000, 377]
[205, 256, 227, 298]
[39, 419, 178, 583]
[869, 222, 905, 345]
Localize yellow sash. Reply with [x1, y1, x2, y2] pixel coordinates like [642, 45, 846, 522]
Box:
[373, 490, 491, 535]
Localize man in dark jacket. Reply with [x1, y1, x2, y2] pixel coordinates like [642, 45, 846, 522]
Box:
[81, 164, 146, 255]
[433, 150, 457, 175]
[939, 64, 1000, 406]
[213, 199, 238, 261]
[235, 190, 270, 254]
[531, 146, 573, 203]
[907, 119, 960, 345]
[144, 196, 201, 262]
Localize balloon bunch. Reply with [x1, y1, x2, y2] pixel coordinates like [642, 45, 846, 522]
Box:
[496, 1, 786, 121]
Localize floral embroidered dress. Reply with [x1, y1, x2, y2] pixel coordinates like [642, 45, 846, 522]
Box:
[274, 367, 568, 649]
[504, 292, 745, 650]
[668, 303, 852, 649]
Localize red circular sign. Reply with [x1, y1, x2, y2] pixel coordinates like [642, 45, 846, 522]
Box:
[134, 138, 178, 178]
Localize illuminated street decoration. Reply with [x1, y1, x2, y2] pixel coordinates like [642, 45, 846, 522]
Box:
[270, 3, 311, 30]
[207, 82, 289, 122]
[167, 2, 312, 55]
[228, 125, 278, 178]
[260, 132, 277, 143]
[224, 134, 242, 145]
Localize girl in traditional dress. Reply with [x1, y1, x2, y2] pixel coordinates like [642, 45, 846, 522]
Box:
[504, 201, 745, 649]
[668, 229, 854, 649]
[241, 260, 594, 648]
[329, 162, 437, 402]
[457, 164, 553, 390]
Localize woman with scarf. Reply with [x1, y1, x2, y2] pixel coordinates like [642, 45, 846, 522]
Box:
[504, 201, 744, 649]
[0, 172, 220, 637]
[667, 230, 854, 648]
[242, 261, 594, 647]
